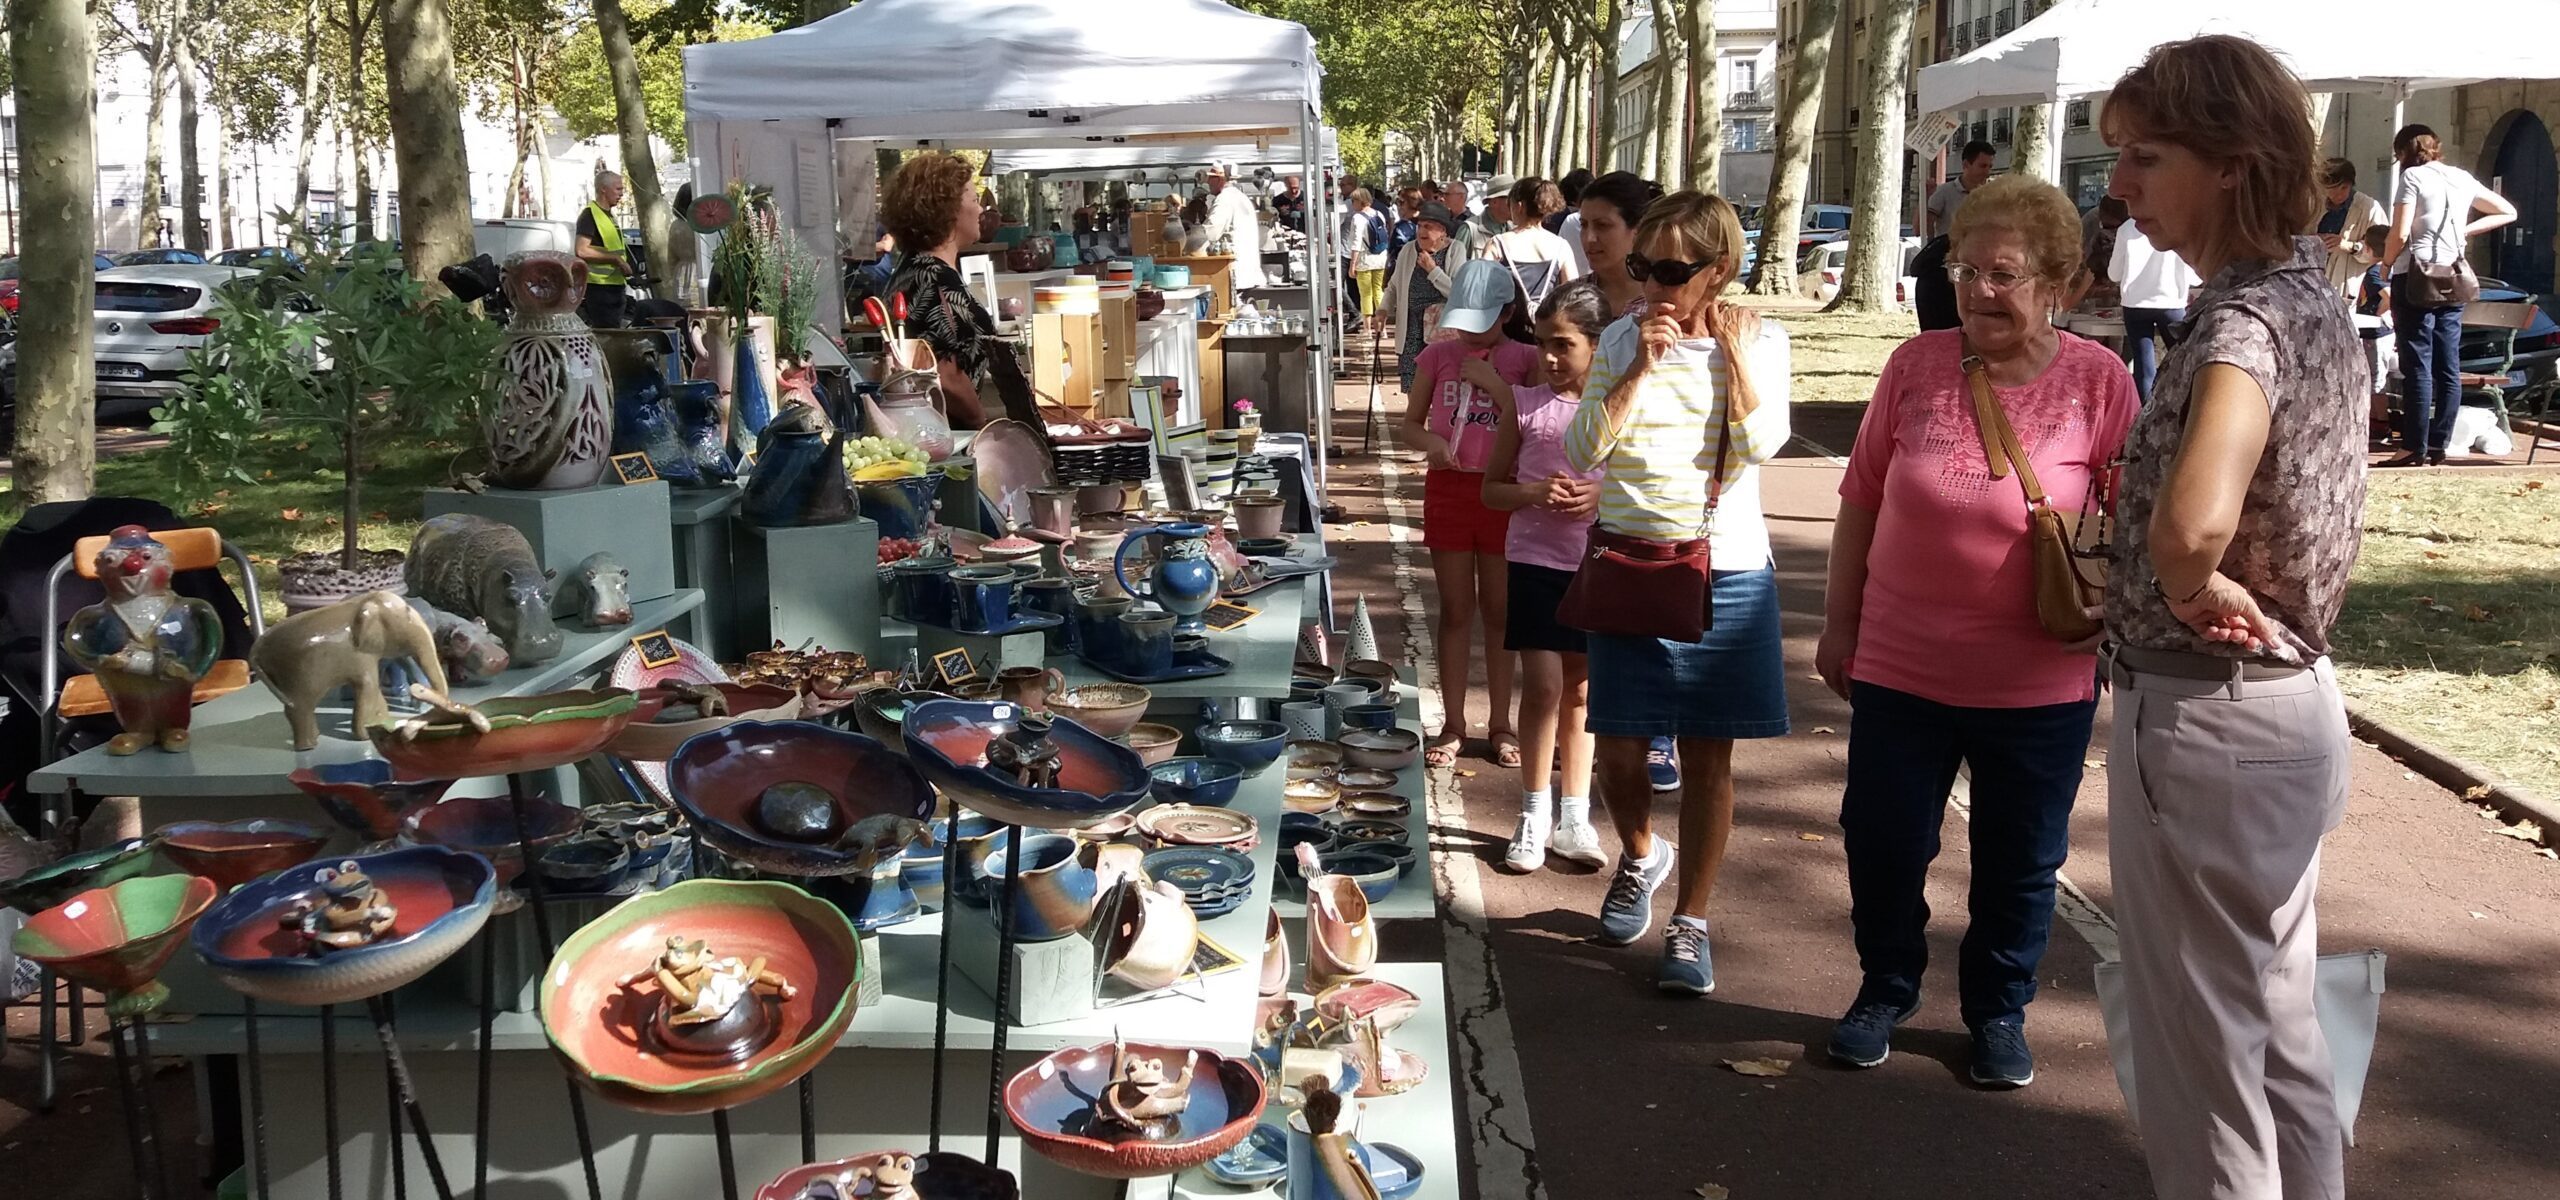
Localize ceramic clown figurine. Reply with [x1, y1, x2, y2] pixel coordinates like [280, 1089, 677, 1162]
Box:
[61, 525, 222, 754]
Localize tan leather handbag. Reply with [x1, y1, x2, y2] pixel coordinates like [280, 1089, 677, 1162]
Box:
[1962, 349, 2106, 642]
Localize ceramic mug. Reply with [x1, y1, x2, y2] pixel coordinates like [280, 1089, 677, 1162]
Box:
[1320, 684, 1370, 738]
[1119, 610, 1178, 677]
[1026, 486, 1079, 539]
[1341, 703, 1399, 733]
[949, 565, 1021, 634]
[1280, 700, 1330, 743]
[998, 666, 1066, 712]
[890, 556, 958, 626]
[1076, 596, 1133, 662]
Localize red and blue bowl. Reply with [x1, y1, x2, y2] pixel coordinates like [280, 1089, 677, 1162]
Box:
[191, 845, 496, 1008]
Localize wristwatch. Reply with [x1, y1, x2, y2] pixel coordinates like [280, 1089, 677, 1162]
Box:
[2149, 574, 2209, 605]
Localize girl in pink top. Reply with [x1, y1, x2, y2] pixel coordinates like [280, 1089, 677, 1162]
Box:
[1479, 278, 1611, 874]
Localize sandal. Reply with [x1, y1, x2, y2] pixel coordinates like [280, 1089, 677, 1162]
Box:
[1490, 730, 1522, 769]
[1425, 729, 1464, 769]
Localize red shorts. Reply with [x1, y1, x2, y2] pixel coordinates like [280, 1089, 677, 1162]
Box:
[1423, 468, 1511, 554]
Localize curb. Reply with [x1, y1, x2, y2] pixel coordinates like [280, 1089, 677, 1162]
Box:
[2346, 700, 2560, 836]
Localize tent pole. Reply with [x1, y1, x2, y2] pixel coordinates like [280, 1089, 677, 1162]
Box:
[2390, 88, 2409, 200]
[1305, 106, 1330, 491]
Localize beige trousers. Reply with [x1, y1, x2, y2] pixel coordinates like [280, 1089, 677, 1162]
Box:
[2108, 657, 2352, 1200]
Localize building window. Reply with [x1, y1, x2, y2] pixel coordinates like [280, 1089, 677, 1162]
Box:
[1734, 60, 1758, 96]
[1996, 6, 2014, 34]
[2067, 99, 2092, 130]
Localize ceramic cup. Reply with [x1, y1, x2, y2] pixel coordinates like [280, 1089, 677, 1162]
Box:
[1320, 684, 1370, 739]
[1076, 595, 1133, 662]
[998, 666, 1066, 712]
[1022, 578, 1078, 653]
[1280, 700, 1330, 743]
[1233, 495, 1286, 540]
[1119, 610, 1178, 677]
[949, 565, 1022, 634]
[1288, 678, 1328, 706]
[1341, 703, 1399, 733]
[1027, 487, 1079, 539]
[891, 557, 959, 626]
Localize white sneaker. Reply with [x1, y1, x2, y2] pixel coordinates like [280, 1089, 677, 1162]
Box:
[1503, 810, 1550, 873]
[1549, 813, 1607, 867]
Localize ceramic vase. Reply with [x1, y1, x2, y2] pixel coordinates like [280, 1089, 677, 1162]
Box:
[1114, 522, 1221, 636]
[1299, 844, 1378, 991]
[597, 327, 703, 486]
[700, 311, 780, 424]
[730, 333, 776, 456]
[490, 252, 615, 490]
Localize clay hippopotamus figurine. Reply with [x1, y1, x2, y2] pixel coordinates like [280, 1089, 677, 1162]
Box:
[553, 552, 633, 628]
[378, 598, 509, 701]
[250, 589, 447, 751]
[61, 526, 224, 754]
[406, 514, 565, 665]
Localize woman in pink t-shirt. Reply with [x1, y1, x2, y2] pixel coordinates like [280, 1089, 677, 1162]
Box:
[1812, 176, 2137, 1084]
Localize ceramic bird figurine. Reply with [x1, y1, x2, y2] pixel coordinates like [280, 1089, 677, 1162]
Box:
[60, 526, 222, 755]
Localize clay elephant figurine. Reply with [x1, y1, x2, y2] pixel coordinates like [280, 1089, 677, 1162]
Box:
[250, 589, 448, 751]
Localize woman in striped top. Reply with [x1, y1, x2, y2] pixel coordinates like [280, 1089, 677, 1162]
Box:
[1564, 191, 1793, 995]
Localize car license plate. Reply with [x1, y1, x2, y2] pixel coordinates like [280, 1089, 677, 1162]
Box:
[97, 362, 146, 380]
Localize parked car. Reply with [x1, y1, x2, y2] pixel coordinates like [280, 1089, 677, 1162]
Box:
[1798, 238, 1924, 305]
[0, 263, 253, 424]
[212, 246, 305, 271]
[472, 219, 575, 262]
[115, 248, 210, 267]
[1798, 205, 1854, 249]
[0, 252, 123, 316]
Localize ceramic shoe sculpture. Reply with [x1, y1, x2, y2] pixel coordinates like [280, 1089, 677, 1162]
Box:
[60, 526, 223, 754]
[489, 251, 615, 490]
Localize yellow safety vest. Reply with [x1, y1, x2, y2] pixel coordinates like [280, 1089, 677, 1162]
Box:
[585, 202, 629, 285]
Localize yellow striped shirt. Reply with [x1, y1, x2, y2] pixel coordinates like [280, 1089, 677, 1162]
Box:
[1565, 316, 1792, 565]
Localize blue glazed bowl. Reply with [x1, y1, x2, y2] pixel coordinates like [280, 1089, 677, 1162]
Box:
[666, 720, 938, 878]
[535, 838, 633, 895]
[1195, 720, 1289, 778]
[1148, 757, 1246, 808]
[903, 701, 1151, 831]
[1318, 850, 1400, 903]
[191, 845, 496, 1007]
[978, 833, 1098, 942]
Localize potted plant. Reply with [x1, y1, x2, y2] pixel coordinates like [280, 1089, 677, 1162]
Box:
[764, 224, 824, 409]
[1231, 398, 1262, 454]
[159, 216, 504, 611]
[708, 182, 781, 445]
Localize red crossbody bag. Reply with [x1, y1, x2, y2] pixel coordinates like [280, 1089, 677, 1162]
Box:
[1554, 396, 1731, 644]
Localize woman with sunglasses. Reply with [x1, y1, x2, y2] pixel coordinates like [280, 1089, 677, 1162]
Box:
[1814, 174, 2136, 1087]
[1563, 191, 1790, 994]
[2101, 37, 2365, 1198]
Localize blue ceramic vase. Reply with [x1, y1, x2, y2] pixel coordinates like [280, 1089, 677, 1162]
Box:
[1114, 522, 1221, 635]
[730, 335, 774, 462]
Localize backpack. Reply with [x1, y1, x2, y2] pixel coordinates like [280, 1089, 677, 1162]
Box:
[1489, 233, 1559, 310]
[1365, 211, 1390, 255]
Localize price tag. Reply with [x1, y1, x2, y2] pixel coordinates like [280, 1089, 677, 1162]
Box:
[609, 452, 659, 485]
[1200, 601, 1259, 633]
[932, 648, 980, 688]
[629, 629, 681, 668]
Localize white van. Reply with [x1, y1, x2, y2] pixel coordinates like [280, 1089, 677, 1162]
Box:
[471, 219, 576, 262]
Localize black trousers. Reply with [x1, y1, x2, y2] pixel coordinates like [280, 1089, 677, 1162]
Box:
[579, 282, 629, 329]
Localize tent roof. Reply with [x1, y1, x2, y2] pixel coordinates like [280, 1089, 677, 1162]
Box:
[1918, 0, 2560, 115]
[987, 130, 1337, 177]
[683, 0, 1321, 138]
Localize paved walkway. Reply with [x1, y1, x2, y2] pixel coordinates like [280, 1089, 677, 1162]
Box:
[1312, 331, 2560, 1200]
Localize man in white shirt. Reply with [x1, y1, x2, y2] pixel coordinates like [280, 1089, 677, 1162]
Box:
[1200, 161, 1268, 288]
[2312, 158, 2389, 299]
[2108, 223, 2202, 404]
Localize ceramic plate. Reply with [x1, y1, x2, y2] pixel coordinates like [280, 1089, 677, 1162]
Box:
[1201, 1124, 1289, 1187]
[969, 418, 1052, 526]
[1136, 805, 1257, 848]
[1368, 1142, 1424, 1200]
[1142, 847, 1255, 892]
[608, 635, 727, 691]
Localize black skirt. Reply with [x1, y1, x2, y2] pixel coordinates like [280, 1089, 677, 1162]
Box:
[1505, 561, 1588, 655]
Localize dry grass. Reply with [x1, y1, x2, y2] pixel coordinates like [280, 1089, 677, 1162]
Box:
[2332, 474, 2560, 799]
[1740, 301, 1916, 406]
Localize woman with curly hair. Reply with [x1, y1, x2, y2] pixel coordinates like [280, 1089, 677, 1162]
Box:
[882, 152, 996, 427]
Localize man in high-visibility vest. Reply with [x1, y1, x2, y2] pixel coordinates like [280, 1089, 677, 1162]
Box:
[574, 172, 632, 328]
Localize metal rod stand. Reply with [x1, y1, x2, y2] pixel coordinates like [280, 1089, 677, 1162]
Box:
[507, 771, 605, 1200]
[712, 1108, 741, 1200]
[245, 996, 273, 1200]
[799, 1074, 817, 1163]
[105, 1015, 158, 1199]
[36, 971, 59, 1112]
[475, 930, 495, 1198]
[386, 1005, 407, 1200]
[321, 1005, 345, 1200]
[987, 822, 1022, 1163]
[369, 995, 456, 1200]
[128, 1015, 181, 1200]
[927, 818, 963, 1152]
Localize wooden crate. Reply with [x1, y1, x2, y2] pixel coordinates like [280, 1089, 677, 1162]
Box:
[1031, 312, 1105, 412]
[1156, 255, 1236, 317]
[1099, 295, 1138, 382]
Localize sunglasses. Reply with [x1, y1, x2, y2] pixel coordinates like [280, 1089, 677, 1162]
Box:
[1625, 253, 1720, 287]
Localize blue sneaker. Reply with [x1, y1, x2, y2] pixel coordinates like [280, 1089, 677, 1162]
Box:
[1969, 1015, 2036, 1089]
[1648, 738, 1681, 792]
[1658, 918, 1714, 994]
[1597, 844, 1676, 945]
[1827, 993, 1922, 1068]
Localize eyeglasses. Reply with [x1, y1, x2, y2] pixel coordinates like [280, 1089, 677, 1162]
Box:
[1946, 263, 2035, 292]
[1625, 253, 1718, 287]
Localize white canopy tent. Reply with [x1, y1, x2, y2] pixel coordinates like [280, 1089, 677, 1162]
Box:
[681, 0, 1336, 472]
[986, 130, 1338, 179]
[1916, 0, 2560, 177]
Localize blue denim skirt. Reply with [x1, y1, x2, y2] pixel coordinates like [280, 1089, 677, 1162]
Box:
[1584, 567, 1790, 740]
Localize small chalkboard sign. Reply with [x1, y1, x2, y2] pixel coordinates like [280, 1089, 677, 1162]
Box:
[609, 452, 659, 485]
[932, 647, 979, 687]
[1200, 601, 1259, 632]
[629, 628, 681, 668]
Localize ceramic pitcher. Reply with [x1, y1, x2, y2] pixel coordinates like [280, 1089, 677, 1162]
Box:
[1114, 522, 1222, 636]
[997, 666, 1065, 712]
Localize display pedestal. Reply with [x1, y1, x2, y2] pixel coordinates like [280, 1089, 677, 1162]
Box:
[668, 484, 745, 659]
[424, 481, 677, 605]
[913, 623, 1051, 676]
[730, 519, 884, 661]
[947, 901, 1097, 1027]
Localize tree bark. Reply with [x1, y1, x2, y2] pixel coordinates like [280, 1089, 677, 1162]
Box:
[8, 0, 98, 500]
[380, 0, 473, 285]
[292, 0, 322, 218]
[532, 92, 556, 219]
[2011, 102, 2055, 184]
[1686, 0, 1720, 194]
[1649, 0, 1684, 188]
[1543, 35, 1569, 177]
[215, 93, 234, 249]
[177, 9, 205, 252]
[1830, 0, 1917, 313]
[344, 0, 377, 243]
[1748, 0, 1840, 293]
[140, 4, 174, 248]
[797, 0, 848, 27]
[595, 0, 675, 286]
[1592, 1, 1622, 174]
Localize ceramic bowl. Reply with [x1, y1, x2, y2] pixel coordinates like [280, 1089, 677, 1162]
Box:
[1293, 660, 1337, 684]
[1073, 812, 1140, 842]
[1334, 818, 1409, 850]
[1343, 659, 1401, 693]
[1236, 537, 1294, 558]
[0, 837, 160, 915]
[1099, 879, 1200, 992]
[850, 686, 955, 751]
[1133, 805, 1257, 849]
[755, 1150, 1020, 1200]
[1148, 757, 1245, 808]
[1340, 704, 1400, 733]
[540, 879, 859, 1116]
[288, 760, 458, 843]
[1276, 823, 1336, 863]
[1120, 723, 1184, 766]
[1336, 767, 1399, 792]
[17, 873, 218, 1017]
[1195, 720, 1289, 778]
[1004, 1042, 1266, 1179]
[665, 721, 938, 877]
[1338, 728, 1422, 772]
[609, 683, 803, 761]
[193, 846, 496, 1007]
[1288, 740, 1346, 773]
[977, 834, 1100, 942]
[1318, 850, 1399, 903]
[903, 701, 1152, 831]
[1310, 978, 1426, 1039]
[1342, 793, 1412, 821]
[535, 837, 634, 896]
[403, 793, 584, 888]
[1201, 1123, 1289, 1187]
[155, 819, 334, 890]
[366, 688, 641, 780]
[1042, 683, 1154, 738]
[1283, 777, 1342, 816]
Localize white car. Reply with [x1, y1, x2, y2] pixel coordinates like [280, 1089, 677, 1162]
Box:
[1798, 238, 1924, 305]
[0, 263, 253, 422]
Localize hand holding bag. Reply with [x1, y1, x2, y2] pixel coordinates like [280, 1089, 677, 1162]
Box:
[1963, 349, 2106, 642]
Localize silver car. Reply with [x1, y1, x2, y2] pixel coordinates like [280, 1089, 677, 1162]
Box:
[0, 263, 252, 422]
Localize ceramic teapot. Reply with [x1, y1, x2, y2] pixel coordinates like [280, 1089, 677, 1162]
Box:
[1113, 522, 1221, 636]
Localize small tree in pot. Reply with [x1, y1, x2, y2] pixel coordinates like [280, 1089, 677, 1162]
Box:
[159, 216, 504, 609]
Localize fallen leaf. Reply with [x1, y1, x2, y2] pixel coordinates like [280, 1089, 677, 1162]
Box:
[2470, 910, 2489, 919]
[2491, 820, 2544, 843]
[1695, 1186, 1730, 1200]
[2502, 641, 2528, 648]
[2423, 550, 2447, 560]
[2465, 605, 2493, 622]
[2085, 758, 2106, 768]
[2402, 772, 2418, 781]
[278, 507, 302, 522]
[370, 511, 389, 521]
[2464, 784, 2494, 800]
[1810, 726, 1836, 735]
[1454, 768, 1476, 778]
[1798, 832, 1826, 841]
[293, 441, 310, 451]
[1724, 1057, 1792, 1078]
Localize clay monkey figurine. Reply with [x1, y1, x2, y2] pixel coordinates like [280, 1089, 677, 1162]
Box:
[282, 862, 399, 954]
[617, 936, 797, 1027]
[832, 1152, 922, 1200]
[1098, 1033, 1196, 1133]
[60, 526, 223, 754]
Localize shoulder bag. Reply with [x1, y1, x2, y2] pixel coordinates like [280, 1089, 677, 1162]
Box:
[1554, 339, 1734, 644]
[2400, 168, 2481, 308]
[1962, 348, 2106, 642]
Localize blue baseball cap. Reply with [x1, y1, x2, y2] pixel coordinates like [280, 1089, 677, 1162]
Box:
[1435, 259, 1518, 335]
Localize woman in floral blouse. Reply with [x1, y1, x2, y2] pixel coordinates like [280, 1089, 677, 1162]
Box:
[882, 152, 997, 428]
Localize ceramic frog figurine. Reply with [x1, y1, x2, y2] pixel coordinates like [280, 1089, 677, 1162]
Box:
[1097, 1034, 1195, 1137]
[283, 862, 399, 953]
[618, 935, 797, 1027]
[61, 526, 224, 755]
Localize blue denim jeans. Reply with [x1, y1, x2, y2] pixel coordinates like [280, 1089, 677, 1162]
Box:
[2393, 288, 2466, 453]
[1838, 681, 2097, 1026]
[2123, 306, 2186, 405]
